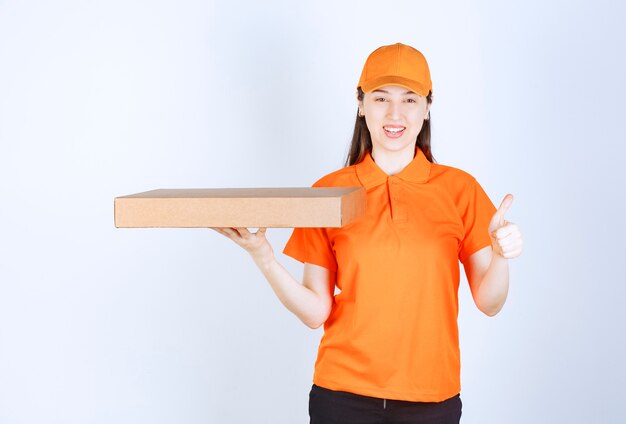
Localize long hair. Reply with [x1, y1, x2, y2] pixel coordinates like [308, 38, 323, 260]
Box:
[345, 87, 435, 167]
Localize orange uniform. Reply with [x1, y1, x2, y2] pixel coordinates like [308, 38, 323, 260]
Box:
[283, 148, 496, 402]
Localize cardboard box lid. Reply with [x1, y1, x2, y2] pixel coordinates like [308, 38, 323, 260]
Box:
[114, 187, 366, 228]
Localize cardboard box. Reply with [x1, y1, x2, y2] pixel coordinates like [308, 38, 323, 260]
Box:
[114, 187, 366, 228]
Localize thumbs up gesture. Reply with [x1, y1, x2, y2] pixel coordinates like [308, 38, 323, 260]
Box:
[488, 194, 523, 259]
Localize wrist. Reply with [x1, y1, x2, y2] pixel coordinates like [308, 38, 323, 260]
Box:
[491, 243, 508, 260]
[252, 252, 276, 272]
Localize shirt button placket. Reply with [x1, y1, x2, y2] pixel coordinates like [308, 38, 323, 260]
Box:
[388, 177, 405, 221]
[388, 178, 396, 219]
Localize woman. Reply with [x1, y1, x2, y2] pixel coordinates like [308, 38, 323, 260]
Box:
[212, 42, 523, 424]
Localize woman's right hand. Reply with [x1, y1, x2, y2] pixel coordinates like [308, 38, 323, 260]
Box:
[210, 227, 274, 266]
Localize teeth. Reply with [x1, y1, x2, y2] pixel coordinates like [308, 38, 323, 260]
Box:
[384, 127, 405, 133]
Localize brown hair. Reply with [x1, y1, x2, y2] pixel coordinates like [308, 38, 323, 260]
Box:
[345, 87, 435, 167]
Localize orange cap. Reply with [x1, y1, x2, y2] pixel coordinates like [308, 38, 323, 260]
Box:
[357, 43, 432, 96]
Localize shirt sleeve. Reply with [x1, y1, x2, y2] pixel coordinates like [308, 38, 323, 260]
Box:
[282, 226, 338, 272]
[458, 176, 497, 264]
[282, 177, 338, 272]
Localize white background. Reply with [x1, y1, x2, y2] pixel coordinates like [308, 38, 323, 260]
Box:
[1, 0, 625, 423]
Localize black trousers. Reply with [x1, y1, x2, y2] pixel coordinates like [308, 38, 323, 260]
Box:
[309, 384, 462, 424]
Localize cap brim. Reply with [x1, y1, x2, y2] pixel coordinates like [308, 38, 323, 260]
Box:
[360, 75, 431, 96]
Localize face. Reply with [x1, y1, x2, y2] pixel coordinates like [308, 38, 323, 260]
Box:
[358, 85, 431, 157]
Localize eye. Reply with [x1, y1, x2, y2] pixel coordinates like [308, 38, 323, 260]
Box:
[375, 97, 387, 102]
[405, 98, 417, 103]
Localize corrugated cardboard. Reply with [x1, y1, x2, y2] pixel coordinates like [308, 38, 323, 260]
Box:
[114, 187, 366, 228]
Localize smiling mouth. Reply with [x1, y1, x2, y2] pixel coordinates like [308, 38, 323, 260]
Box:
[383, 126, 406, 137]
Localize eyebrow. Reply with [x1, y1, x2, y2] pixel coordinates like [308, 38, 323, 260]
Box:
[372, 89, 416, 95]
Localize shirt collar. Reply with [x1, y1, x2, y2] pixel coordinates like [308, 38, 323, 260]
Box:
[355, 148, 432, 188]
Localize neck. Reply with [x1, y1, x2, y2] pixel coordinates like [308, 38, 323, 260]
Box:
[371, 147, 416, 176]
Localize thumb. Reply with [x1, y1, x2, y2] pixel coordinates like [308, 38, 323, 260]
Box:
[495, 194, 514, 226]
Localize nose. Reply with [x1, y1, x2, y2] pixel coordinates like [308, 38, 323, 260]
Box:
[386, 100, 401, 120]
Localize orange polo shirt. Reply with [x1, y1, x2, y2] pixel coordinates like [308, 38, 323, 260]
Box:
[282, 148, 496, 402]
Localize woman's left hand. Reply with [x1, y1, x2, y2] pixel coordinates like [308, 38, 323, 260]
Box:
[488, 194, 523, 259]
